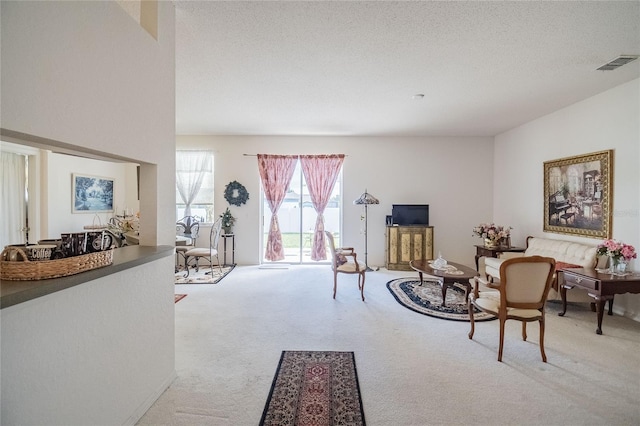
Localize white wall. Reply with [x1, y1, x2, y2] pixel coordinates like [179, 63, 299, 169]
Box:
[494, 78, 640, 320]
[1, 0, 176, 246]
[1, 257, 176, 426]
[177, 135, 494, 268]
[0, 1, 176, 424]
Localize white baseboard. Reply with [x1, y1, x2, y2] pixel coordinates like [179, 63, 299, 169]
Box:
[259, 263, 290, 269]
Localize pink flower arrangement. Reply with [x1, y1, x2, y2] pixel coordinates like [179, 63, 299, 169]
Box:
[472, 223, 512, 243]
[597, 239, 637, 261]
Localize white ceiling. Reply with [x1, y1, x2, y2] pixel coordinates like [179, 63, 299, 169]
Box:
[174, 1, 640, 137]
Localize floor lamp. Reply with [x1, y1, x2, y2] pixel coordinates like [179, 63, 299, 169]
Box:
[353, 190, 379, 272]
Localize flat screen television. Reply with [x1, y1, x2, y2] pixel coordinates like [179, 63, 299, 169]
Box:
[392, 204, 429, 226]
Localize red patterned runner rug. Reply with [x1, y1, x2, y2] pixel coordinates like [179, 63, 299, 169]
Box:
[260, 351, 366, 426]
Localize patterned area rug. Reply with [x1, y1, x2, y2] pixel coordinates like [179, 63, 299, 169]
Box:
[174, 264, 235, 284]
[260, 351, 365, 426]
[174, 294, 187, 303]
[387, 277, 497, 322]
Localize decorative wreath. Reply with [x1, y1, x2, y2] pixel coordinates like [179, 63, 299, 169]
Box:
[224, 180, 249, 206]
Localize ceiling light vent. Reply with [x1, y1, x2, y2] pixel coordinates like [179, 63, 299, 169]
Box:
[596, 55, 639, 71]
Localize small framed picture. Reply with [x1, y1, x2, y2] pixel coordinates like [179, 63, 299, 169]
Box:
[72, 174, 114, 213]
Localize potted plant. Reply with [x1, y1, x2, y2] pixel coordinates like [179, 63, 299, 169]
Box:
[220, 208, 235, 235]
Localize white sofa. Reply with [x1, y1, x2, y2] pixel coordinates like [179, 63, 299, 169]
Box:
[481, 236, 600, 301]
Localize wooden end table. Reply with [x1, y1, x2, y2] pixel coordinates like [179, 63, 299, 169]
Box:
[559, 267, 640, 335]
[410, 259, 478, 306]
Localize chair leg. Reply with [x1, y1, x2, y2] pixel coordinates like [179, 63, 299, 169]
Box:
[522, 321, 528, 341]
[207, 256, 222, 278]
[498, 318, 506, 362]
[183, 256, 191, 278]
[472, 276, 480, 299]
[360, 272, 365, 302]
[202, 255, 221, 276]
[333, 272, 338, 299]
[468, 298, 475, 339]
[539, 317, 547, 363]
[176, 251, 188, 272]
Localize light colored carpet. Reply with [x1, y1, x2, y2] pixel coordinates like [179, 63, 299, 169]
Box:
[138, 265, 640, 425]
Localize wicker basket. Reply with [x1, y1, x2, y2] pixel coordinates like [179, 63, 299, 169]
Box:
[1, 247, 114, 281]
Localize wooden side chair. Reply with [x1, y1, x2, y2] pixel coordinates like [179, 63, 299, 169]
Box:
[325, 231, 366, 301]
[468, 256, 556, 362]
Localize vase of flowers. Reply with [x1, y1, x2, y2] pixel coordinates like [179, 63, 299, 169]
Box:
[473, 223, 512, 248]
[220, 208, 235, 235]
[483, 238, 497, 248]
[597, 239, 636, 274]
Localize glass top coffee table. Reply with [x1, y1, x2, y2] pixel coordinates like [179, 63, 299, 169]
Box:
[409, 259, 479, 306]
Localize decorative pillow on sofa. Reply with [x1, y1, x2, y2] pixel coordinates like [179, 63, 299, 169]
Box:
[336, 253, 348, 266]
[554, 261, 581, 271]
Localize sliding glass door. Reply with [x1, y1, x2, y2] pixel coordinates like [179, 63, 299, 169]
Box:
[261, 161, 342, 264]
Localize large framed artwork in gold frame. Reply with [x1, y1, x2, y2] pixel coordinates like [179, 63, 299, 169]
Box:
[543, 150, 613, 239]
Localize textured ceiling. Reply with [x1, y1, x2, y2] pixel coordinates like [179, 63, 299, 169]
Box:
[174, 1, 640, 137]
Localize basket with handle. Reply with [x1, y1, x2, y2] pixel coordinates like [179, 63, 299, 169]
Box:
[83, 213, 107, 230]
[1, 247, 114, 281]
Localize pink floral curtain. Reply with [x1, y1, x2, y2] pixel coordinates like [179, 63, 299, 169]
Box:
[300, 154, 345, 260]
[258, 154, 298, 261]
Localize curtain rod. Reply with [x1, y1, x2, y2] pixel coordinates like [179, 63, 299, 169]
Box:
[242, 154, 348, 156]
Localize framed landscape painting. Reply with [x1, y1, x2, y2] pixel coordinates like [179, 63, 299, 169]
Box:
[72, 174, 114, 213]
[543, 150, 612, 239]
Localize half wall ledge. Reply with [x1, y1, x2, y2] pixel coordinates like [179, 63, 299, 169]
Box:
[0, 245, 174, 309]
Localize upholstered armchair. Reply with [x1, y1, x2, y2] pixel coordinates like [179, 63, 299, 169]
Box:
[325, 231, 366, 301]
[468, 256, 556, 362]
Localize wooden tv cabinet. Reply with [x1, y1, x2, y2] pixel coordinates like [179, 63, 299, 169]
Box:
[385, 225, 433, 271]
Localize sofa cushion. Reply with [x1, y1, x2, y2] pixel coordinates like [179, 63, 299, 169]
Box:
[523, 238, 597, 268]
[484, 237, 597, 282]
[554, 261, 581, 271]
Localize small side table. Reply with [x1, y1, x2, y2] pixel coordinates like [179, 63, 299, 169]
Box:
[559, 268, 640, 335]
[221, 234, 235, 266]
[474, 245, 526, 271]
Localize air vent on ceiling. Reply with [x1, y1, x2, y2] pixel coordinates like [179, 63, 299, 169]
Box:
[596, 55, 639, 71]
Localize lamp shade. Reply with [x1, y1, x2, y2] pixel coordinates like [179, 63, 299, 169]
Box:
[353, 190, 379, 205]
